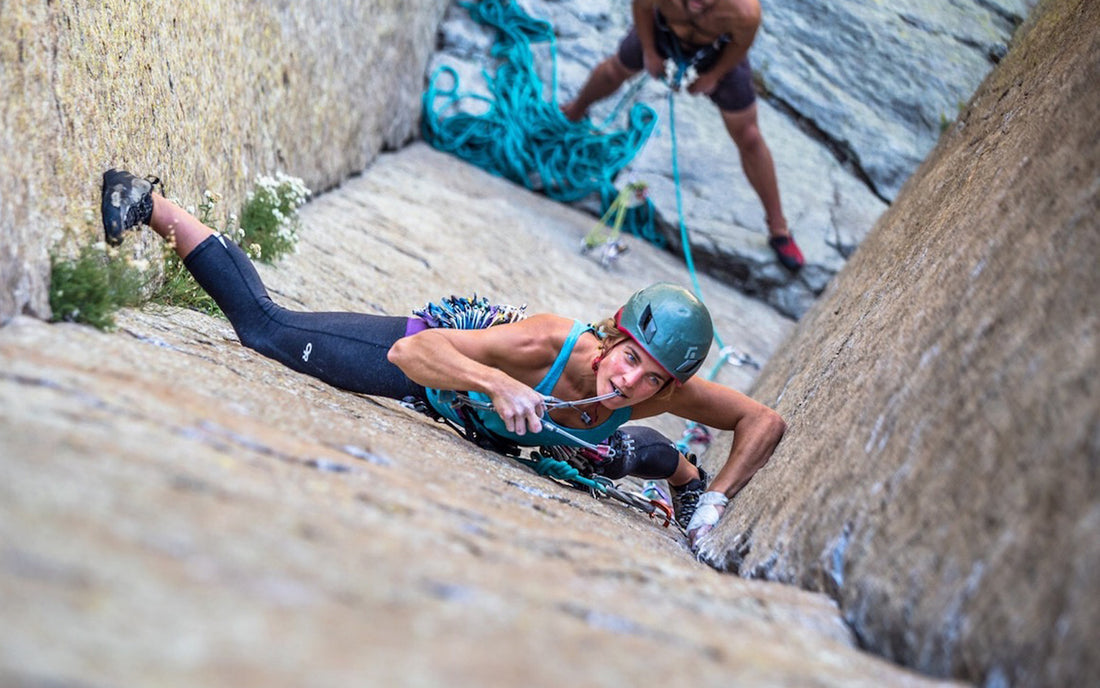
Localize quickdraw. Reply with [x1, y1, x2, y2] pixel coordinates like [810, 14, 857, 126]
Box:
[581, 181, 650, 269]
[445, 392, 674, 527]
[522, 449, 674, 528]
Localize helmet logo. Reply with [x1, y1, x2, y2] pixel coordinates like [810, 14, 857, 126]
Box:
[676, 358, 704, 375]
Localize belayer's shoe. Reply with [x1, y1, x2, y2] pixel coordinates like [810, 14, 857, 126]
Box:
[671, 463, 709, 529]
[769, 234, 804, 273]
[101, 168, 160, 246]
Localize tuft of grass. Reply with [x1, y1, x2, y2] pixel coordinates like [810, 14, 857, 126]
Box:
[49, 172, 310, 331]
[235, 172, 311, 264]
[49, 242, 149, 331]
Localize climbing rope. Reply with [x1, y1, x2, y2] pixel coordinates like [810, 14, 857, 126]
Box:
[422, 0, 663, 245]
[515, 450, 673, 527]
[658, 64, 766, 456]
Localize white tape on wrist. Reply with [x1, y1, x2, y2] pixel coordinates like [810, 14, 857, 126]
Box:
[686, 491, 729, 534]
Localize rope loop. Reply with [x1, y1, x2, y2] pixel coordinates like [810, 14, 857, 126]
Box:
[423, 0, 661, 244]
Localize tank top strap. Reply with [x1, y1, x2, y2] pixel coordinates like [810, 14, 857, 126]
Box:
[534, 320, 591, 395]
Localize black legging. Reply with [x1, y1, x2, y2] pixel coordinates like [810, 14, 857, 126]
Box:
[184, 234, 423, 400]
[183, 234, 683, 479]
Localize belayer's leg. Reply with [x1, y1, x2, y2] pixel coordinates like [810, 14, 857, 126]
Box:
[560, 55, 636, 122]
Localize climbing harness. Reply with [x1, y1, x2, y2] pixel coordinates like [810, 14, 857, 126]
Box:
[655, 8, 731, 91]
[404, 293, 673, 527]
[421, 0, 663, 246]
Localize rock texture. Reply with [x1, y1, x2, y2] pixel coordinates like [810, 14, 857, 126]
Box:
[428, 0, 1033, 317]
[0, 0, 448, 323]
[0, 145, 960, 687]
[755, 0, 1035, 201]
[697, 0, 1099, 684]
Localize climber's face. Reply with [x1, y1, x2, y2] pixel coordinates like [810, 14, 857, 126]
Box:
[595, 341, 671, 408]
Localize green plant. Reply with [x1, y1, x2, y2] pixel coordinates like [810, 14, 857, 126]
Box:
[235, 172, 310, 264]
[151, 173, 309, 312]
[49, 173, 310, 330]
[49, 242, 149, 331]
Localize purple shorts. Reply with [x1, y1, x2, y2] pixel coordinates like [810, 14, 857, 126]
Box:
[616, 23, 756, 112]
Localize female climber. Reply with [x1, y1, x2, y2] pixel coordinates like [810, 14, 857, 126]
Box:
[100, 168, 785, 549]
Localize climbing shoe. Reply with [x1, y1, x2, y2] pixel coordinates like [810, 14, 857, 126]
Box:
[671, 465, 709, 529]
[769, 234, 804, 272]
[101, 168, 159, 246]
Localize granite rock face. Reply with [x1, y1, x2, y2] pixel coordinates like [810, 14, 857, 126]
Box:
[696, 0, 1099, 684]
[0, 145, 962, 688]
[0, 0, 448, 323]
[426, 0, 1033, 318]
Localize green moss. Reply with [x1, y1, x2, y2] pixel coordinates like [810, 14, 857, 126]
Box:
[49, 243, 148, 331]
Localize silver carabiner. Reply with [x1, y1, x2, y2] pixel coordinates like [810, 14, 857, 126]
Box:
[542, 389, 622, 410]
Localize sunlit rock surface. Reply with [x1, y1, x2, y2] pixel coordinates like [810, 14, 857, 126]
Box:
[0, 0, 448, 322]
[698, 0, 1099, 684]
[0, 145, 959, 687]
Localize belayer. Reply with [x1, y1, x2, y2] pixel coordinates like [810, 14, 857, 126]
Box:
[562, 0, 805, 272]
[100, 168, 785, 549]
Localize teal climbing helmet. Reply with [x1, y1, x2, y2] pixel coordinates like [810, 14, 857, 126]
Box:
[614, 282, 714, 384]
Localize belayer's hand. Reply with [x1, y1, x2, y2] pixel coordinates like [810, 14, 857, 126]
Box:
[686, 491, 729, 549]
[687, 71, 719, 96]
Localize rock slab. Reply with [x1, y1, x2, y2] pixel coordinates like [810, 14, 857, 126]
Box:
[697, 0, 1100, 684]
[0, 145, 958, 687]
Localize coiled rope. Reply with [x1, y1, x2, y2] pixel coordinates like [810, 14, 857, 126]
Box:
[422, 0, 663, 244]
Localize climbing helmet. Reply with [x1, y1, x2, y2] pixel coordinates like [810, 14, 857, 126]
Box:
[614, 282, 713, 384]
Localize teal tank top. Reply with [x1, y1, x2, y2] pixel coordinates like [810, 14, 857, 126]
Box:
[425, 320, 632, 447]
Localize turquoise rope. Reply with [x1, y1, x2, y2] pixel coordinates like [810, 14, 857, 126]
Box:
[667, 88, 727, 357]
[665, 76, 744, 455]
[516, 452, 608, 493]
[422, 0, 663, 245]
